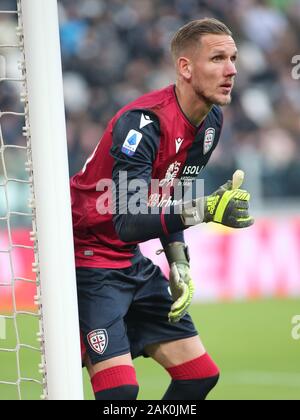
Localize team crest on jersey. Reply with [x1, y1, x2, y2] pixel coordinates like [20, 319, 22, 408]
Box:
[204, 128, 215, 155]
[87, 329, 108, 355]
[122, 129, 143, 156]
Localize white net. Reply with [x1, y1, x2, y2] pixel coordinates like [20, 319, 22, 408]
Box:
[0, 1, 45, 400]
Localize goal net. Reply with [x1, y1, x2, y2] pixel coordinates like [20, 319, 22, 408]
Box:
[0, 0, 83, 400]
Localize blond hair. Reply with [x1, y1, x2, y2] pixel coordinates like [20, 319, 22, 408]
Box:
[171, 18, 232, 60]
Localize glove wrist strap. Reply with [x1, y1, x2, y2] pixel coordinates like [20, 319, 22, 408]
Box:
[164, 242, 190, 266]
[181, 198, 205, 227]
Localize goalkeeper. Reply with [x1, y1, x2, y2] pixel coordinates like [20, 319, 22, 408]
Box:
[71, 18, 254, 401]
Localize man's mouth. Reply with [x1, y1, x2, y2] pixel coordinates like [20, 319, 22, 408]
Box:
[220, 82, 233, 88]
[220, 82, 233, 93]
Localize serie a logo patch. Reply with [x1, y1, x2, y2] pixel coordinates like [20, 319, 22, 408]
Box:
[122, 130, 143, 156]
[87, 329, 108, 355]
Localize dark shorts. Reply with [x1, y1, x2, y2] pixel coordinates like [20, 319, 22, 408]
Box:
[77, 257, 198, 365]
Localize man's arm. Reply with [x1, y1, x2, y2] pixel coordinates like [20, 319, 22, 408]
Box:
[111, 109, 184, 243]
[111, 110, 254, 244]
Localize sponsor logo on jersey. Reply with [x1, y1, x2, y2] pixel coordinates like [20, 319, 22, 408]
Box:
[140, 113, 153, 129]
[179, 165, 204, 186]
[87, 329, 108, 355]
[122, 129, 143, 156]
[204, 128, 215, 155]
[182, 165, 203, 176]
[175, 137, 184, 154]
[159, 161, 182, 187]
[148, 193, 181, 208]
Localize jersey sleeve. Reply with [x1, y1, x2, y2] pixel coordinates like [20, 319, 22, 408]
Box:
[160, 231, 185, 249]
[111, 109, 184, 243]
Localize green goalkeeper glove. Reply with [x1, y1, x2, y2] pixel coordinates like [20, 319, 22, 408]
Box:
[164, 243, 195, 323]
[203, 180, 254, 228]
[181, 170, 254, 229]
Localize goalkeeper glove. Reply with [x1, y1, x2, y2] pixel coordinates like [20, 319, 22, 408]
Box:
[164, 242, 195, 323]
[181, 171, 254, 229]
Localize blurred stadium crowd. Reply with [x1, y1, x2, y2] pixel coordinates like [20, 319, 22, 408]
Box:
[1, 0, 300, 204]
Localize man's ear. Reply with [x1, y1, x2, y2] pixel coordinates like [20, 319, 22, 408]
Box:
[177, 57, 192, 80]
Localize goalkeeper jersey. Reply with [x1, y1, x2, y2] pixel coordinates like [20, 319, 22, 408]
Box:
[70, 85, 223, 269]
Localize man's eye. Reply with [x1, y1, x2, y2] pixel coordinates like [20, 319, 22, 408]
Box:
[212, 56, 223, 62]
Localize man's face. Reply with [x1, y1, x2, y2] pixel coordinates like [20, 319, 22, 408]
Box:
[189, 34, 238, 106]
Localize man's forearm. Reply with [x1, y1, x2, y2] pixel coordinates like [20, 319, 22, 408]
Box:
[113, 173, 254, 243]
[113, 209, 186, 243]
[113, 198, 204, 243]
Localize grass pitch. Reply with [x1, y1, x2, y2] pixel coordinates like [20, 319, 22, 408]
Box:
[1, 299, 300, 400]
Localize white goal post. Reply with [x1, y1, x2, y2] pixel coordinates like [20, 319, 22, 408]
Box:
[20, 0, 83, 400]
[0, 0, 83, 400]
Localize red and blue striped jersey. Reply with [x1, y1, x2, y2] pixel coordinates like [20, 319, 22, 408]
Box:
[71, 85, 223, 269]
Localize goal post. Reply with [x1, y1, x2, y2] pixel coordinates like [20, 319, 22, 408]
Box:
[20, 0, 83, 400]
[0, 0, 83, 400]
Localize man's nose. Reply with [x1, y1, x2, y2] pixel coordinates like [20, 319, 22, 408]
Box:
[224, 60, 237, 77]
